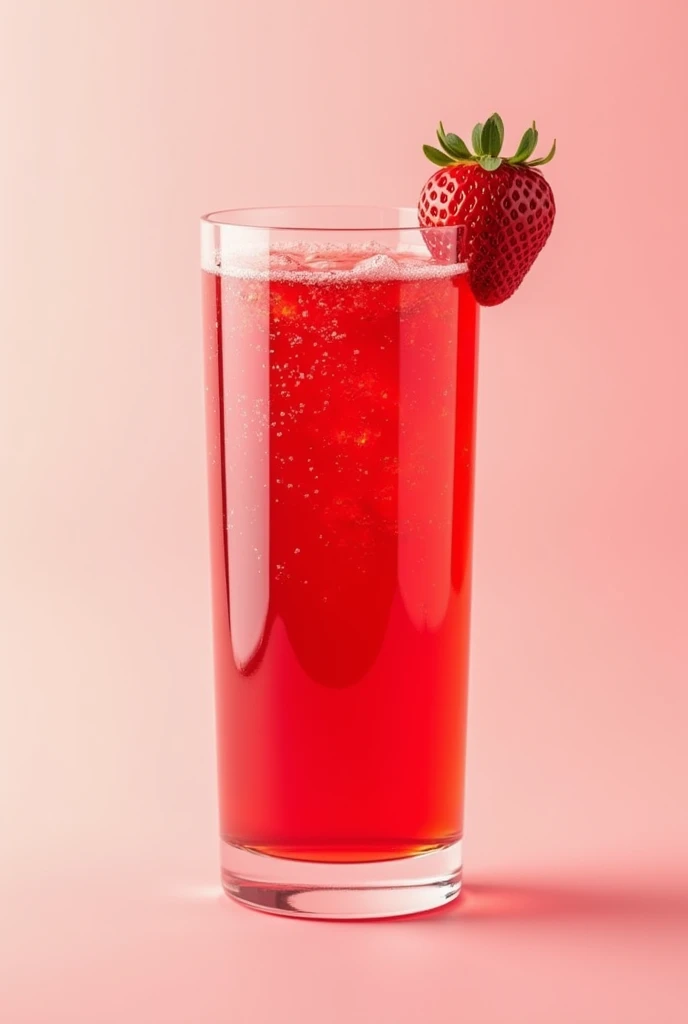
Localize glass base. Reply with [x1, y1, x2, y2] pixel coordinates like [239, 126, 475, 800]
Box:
[220, 838, 462, 919]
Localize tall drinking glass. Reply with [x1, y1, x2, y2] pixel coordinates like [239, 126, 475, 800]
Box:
[201, 207, 478, 918]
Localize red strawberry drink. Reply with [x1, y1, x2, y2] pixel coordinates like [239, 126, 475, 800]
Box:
[203, 229, 477, 877]
[203, 126, 556, 917]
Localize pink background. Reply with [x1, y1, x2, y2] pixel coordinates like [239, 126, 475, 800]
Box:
[2, 1, 687, 1021]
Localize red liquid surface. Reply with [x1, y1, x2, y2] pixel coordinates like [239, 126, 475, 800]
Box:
[203, 250, 478, 862]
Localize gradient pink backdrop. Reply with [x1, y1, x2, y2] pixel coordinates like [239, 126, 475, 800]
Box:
[1, 1, 687, 1021]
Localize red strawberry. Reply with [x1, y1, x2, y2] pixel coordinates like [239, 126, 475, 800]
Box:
[418, 113, 556, 305]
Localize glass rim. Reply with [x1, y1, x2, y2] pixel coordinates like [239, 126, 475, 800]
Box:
[200, 205, 461, 233]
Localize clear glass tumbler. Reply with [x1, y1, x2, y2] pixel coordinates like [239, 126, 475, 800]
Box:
[201, 207, 478, 918]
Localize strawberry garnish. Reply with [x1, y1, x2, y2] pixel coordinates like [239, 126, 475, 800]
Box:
[419, 113, 556, 305]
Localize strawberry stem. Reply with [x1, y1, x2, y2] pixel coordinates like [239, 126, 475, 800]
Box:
[423, 113, 556, 172]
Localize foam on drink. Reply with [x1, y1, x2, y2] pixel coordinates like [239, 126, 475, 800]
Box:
[202, 242, 468, 282]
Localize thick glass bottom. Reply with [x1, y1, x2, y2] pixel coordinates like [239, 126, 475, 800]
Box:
[220, 838, 462, 919]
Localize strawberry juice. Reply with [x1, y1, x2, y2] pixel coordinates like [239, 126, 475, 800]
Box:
[202, 244, 478, 866]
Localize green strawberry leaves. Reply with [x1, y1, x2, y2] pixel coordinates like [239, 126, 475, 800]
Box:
[510, 126, 537, 164]
[480, 115, 503, 158]
[423, 113, 556, 174]
[477, 114, 504, 169]
[491, 113, 505, 149]
[422, 145, 455, 167]
[437, 122, 472, 161]
[528, 139, 557, 167]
